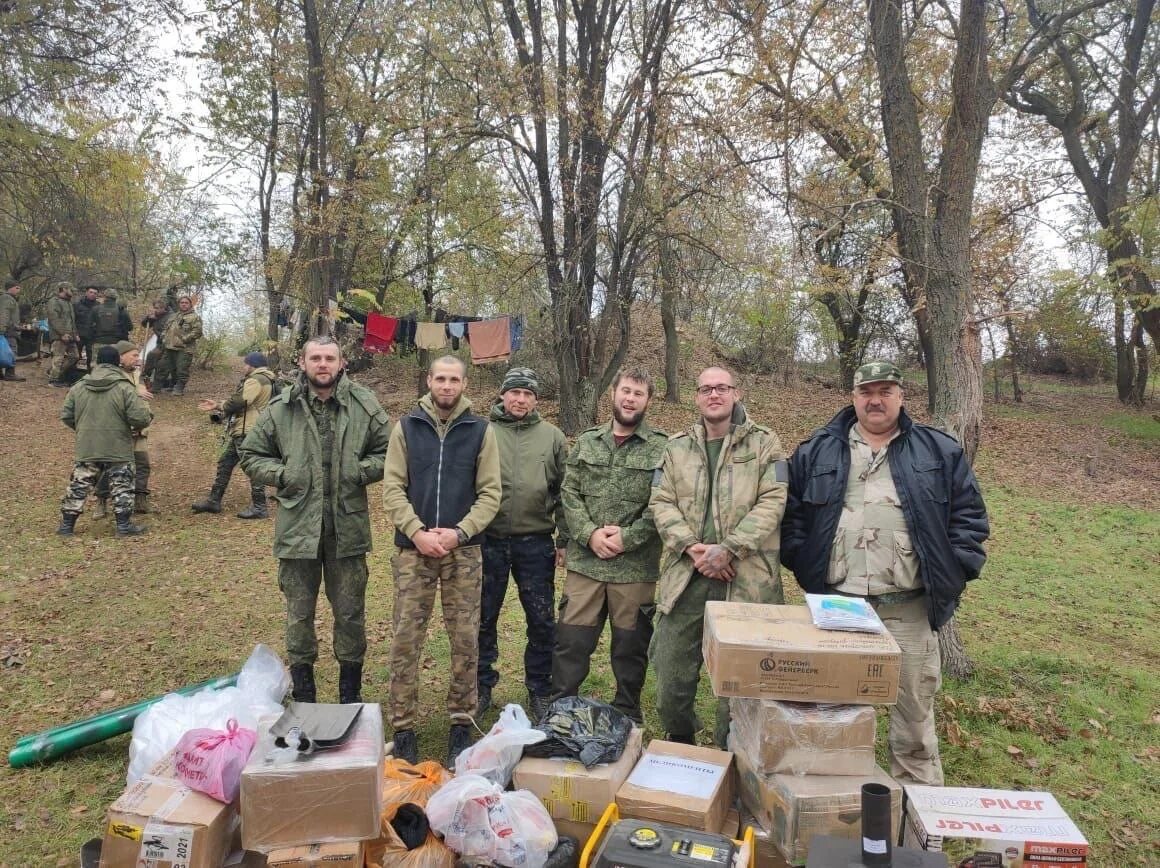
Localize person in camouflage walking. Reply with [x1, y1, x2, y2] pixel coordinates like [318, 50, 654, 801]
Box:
[46, 281, 80, 386]
[92, 340, 156, 518]
[56, 345, 153, 537]
[650, 367, 789, 746]
[552, 366, 668, 724]
[781, 361, 990, 785]
[155, 295, 203, 396]
[0, 279, 24, 381]
[382, 355, 501, 767]
[239, 337, 391, 706]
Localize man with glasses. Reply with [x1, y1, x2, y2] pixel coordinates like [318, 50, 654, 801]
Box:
[649, 366, 789, 745]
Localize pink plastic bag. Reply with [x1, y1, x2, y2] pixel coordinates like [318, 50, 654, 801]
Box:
[174, 718, 258, 803]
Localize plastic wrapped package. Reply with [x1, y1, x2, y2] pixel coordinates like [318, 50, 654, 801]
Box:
[240, 702, 385, 852]
[127, 644, 290, 784]
[427, 774, 558, 868]
[454, 704, 547, 785]
[522, 697, 633, 767]
[728, 698, 876, 776]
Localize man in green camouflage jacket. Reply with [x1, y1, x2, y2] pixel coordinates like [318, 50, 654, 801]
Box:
[155, 295, 203, 396]
[47, 282, 80, 385]
[552, 366, 668, 723]
[649, 366, 788, 745]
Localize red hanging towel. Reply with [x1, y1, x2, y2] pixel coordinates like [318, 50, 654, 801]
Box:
[365, 312, 399, 353]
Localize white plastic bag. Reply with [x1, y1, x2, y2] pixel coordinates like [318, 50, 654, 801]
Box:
[427, 774, 557, 868]
[127, 644, 289, 784]
[454, 703, 547, 786]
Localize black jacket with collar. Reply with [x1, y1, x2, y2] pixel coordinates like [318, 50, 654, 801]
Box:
[780, 405, 989, 629]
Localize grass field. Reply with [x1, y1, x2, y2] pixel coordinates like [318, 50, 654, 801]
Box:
[0, 360, 1156, 866]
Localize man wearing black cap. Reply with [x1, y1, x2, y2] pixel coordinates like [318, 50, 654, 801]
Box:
[192, 352, 278, 518]
[476, 367, 568, 721]
[781, 360, 990, 785]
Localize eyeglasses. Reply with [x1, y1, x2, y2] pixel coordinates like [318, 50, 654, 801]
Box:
[696, 384, 735, 396]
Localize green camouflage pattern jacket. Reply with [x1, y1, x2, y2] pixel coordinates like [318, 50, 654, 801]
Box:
[162, 310, 203, 351]
[47, 296, 77, 340]
[561, 420, 668, 584]
[649, 406, 788, 614]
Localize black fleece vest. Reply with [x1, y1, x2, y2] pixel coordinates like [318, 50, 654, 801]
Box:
[394, 408, 488, 549]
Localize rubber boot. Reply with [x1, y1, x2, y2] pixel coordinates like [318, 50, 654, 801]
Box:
[446, 724, 473, 770]
[114, 510, 147, 536]
[56, 511, 80, 535]
[393, 729, 419, 764]
[92, 498, 108, 519]
[237, 482, 268, 519]
[338, 662, 363, 704]
[134, 493, 155, 514]
[527, 691, 552, 722]
[171, 381, 186, 396]
[290, 663, 316, 702]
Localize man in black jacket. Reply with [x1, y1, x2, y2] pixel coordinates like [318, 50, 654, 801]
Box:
[781, 361, 989, 785]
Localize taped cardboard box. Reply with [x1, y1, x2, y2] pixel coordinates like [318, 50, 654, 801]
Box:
[615, 740, 735, 833]
[740, 810, 792, 868]
[240, 703, 384, 852]
[903, 785, 1089, 868]
[728, 699, 877, 776]
[734, 746, 900, 866]
[703, 602, 901, 704]
[513, 727, 643, 839]
[100, 750, 237, 868]
[265, 840, 365, 867]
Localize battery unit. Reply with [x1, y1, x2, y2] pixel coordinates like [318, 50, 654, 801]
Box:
[591, 819, 738, 868]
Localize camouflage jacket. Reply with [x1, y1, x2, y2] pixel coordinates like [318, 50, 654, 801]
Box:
[650, 406, 788, 613]
[0, 292, 19, 338]
[47, 296, 77, 340]
[61, 364, 153, 463]
[561, 420, 668, 584]
[162, 310, 203, 351]
[220, 366, 276, 438]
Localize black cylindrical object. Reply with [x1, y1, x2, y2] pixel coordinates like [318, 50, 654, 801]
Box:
[861, 782, 893, 865]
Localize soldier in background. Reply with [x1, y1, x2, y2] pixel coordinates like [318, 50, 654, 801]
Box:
[552, 366, 668, 724]
[87, 288, 132, 358]
[1, 279, 25, 381]
[73, 286, 100, 370]
[650, 367, 788, 745]
[57, 345, 152, 537]
[154, 295, 203, 396]
[140, 298, 174, 390]
[47, 282, 80, 387]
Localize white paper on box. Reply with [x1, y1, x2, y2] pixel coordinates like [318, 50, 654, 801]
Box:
[625, 753, 725, 799]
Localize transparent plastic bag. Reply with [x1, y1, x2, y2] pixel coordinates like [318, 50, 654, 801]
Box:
[174, 718, 257, 802]
[454, 703, 547, 786]
[383, 758, 452, 808]
[127, 644, 289, 783]
[427, 774, 558, 868]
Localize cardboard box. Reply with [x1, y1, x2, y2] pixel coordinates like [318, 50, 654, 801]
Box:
[903, 785, 1089, 867]
[265, 840, 365, 867]
[740, 810, 793, 868]
[615, 740, 735, 833]
[728, 699, 877, 776]
[704, 603, 901, 704]
[100, 751, 237, 868]
[240, 703, 384, 852]
[735, 746, 900, 866]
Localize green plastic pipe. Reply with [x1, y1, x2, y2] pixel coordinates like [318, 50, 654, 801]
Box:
[8, 673, 238, 769]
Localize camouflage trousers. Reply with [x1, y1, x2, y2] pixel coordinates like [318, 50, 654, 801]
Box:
[389, 545, 482, 730]
[96, 445, 150, 496]
[870, 592, 944, 786]
[278, 532, 369, 666]
[61, 462, 134, 515]
[155, 348, 193, 386]
[49, 339, 80, 381]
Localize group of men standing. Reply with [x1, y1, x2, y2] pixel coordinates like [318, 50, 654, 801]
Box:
[232, 337, 987, 785]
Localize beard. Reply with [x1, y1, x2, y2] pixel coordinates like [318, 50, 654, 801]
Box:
[612, 403, 646, 428]
[432, 390, 461, 411]
[306, 369, 341, 390]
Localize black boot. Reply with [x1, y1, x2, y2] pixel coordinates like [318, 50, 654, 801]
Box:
[290, 663, 316, 702]
[114, 511, 147, 536]
[476, 683, 493, 716]
[56, 511, 80, 535]
[393, 729, 419, 764]
[446, 724, 473, 769]
[171, 381, 186, 396]
[3, 368, 25, 382]
[527, 691, 552, 722]
[191, 493, 223, 514]
[338, 662, 363, 703]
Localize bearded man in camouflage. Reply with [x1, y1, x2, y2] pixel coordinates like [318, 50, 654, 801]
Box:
[781, 361, 989, 785]
[650, 367, 788, 746]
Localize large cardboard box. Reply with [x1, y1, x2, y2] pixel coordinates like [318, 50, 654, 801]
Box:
[240, 703, 384, 852]
[513, 727, 643, 841]
[265, 840, 365, 867]
[100, 751, 237, 868]
[735, 746, 900, 867]
[740, 810, 793, 868]
[615, 741, 735, 833]
[728, 699, 877, 776]
[903, 785, 1089, 868]
[703, 602, 901, 704]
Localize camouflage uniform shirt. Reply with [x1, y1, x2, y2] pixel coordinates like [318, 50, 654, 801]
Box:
[561, 420, 668, 584]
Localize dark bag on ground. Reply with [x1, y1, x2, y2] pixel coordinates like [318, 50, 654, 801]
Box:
[521, 697, 633, 768]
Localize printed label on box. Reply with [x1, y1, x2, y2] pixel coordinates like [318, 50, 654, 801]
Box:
[625, 754, 725, 798]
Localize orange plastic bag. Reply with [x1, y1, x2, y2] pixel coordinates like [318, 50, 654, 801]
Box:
[382, 759, 451, 808]
[366, 759, 456, 868]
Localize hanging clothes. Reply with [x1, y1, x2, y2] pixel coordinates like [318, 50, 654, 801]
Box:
[397, 314, 418, 352]
[364, 312, 398, 353]
[468, 317, 512, 364]
[510, 315, 525, 351]
[415, 321, 449, 350]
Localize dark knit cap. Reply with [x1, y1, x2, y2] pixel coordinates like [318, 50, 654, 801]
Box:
[113, 340, 138, 354]
[500, 367, 539, 396]
[244, 351, 268, 368]
[96, 346, 121, 365]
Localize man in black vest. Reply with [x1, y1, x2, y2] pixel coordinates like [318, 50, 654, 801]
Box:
[383, 355, 501, 767]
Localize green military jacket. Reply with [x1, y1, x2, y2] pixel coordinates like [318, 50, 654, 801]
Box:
[650, 406, 788, 614]
[487, 401, 569, 544]
[0, 292, 19, 339]
[220, 366, 276, 438]
[162, 310, 203, 351]
[561, 419, 668, 584]
[61, 364, 154, 464]
[239, 373, 391, 560]
[47, 296, 77, 340]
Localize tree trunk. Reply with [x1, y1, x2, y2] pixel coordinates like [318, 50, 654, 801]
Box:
[660, 235, 681, 403]
[939, 621, 975, 679]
